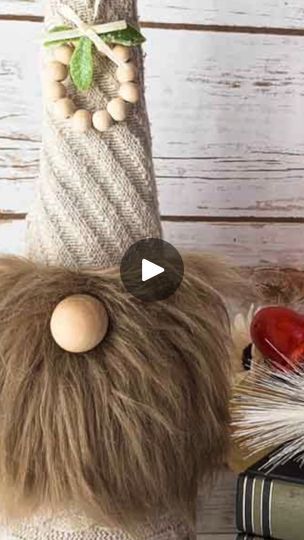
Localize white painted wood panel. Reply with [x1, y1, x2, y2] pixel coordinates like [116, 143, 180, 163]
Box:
[0, 220, 26, 254]
[141, 0, 304, 28]
[146, 30, 304, 159]
[1, 21, 304, 222]
[2, 219, 304, 268]
[0, 0, 43, 17]
[0, 181, 33, 213]
[2, 0, 304, 29]
[157, 157, 304, 217]
[164, 221, 304, 268]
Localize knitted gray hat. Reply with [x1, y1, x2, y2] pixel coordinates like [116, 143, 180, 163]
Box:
[26, 0, 161, 270]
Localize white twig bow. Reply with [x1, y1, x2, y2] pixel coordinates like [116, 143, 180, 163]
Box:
[45, 4, 127, 67]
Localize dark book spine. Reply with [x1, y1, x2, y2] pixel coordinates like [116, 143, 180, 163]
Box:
[236, 471, 304, 540]
[236, 536, 266, 539]
[237, 473, 273, 537]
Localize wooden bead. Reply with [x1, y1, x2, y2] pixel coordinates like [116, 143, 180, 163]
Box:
[72, 109, 92, 133]
[107, 98, 129, 122]
[45, 81, 67, 101]
[119, 82, 140, 104]
[54, 44, 74, 66]
[116, 62, 137, 84]
[50, 294, 109, 353]
[112, 45, 131, 63]
[54, 98, 76, 120]
[92, 110, 113, 132]
[46, 61, 68, 82]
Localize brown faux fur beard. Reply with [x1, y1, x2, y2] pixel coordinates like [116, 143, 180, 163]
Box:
[0, 253, 241, 529]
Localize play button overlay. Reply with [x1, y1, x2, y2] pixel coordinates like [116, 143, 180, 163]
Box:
[142, 259, 164, 282]
[120, 238, 184, 302]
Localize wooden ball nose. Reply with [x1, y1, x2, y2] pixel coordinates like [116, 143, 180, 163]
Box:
[50, 294, 109, 353]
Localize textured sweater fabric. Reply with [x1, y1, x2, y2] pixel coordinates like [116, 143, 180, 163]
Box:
[0, 511, 191, 539]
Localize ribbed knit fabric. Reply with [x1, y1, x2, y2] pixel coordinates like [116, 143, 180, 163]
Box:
[26, 0, 161, 269]
[0, 511, 191, 540]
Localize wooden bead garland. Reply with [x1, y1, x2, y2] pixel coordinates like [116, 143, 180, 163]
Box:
[44, 44, 140, 133]
[54, 44, 74, 65]
[72, 109, 93, 133]
[119, 82, 140, 104]
[92, 110, 113, 132]
[46, 60, 68, 82]
[107, 97, 129, 122]
[45, 81, 67, 101]
[54, 97, 76, 119]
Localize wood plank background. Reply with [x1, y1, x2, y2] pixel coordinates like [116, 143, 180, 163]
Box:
[1, 0, 304, 538]
[3, 0, 304, 28]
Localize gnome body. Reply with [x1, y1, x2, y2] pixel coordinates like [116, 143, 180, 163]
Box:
[0, 1, 238, 538]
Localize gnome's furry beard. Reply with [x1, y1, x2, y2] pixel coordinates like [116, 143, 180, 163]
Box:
[0, 253, 241, 531]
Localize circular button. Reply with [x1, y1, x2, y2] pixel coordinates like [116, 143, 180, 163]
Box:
[120, 238, 184, 302]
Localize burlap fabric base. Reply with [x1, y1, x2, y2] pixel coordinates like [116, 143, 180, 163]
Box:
[26, 0, 161, 269]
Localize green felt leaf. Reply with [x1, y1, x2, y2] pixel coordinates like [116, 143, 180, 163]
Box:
[102, 24, 146, 46]
[44, 25, 71, 48]
[69, 37, 94, 91]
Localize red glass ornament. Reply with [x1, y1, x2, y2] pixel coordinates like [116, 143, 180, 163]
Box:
[250, 306, 304, 370]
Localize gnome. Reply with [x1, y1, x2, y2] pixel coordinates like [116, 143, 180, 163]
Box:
[0, 0, 239, 538]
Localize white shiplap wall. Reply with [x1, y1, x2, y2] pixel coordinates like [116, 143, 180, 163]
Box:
[2, 0, 304, 27]
[1, 2, 304, 536]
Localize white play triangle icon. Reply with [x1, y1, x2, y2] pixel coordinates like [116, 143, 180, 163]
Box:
[120, 239, 183, 301]
[142, 259, 165, 282]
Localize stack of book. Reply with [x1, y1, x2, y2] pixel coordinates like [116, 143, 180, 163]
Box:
[235, 452, 304, 540]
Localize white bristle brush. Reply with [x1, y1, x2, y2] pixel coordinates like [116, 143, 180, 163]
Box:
[232, 361, 304, 470]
